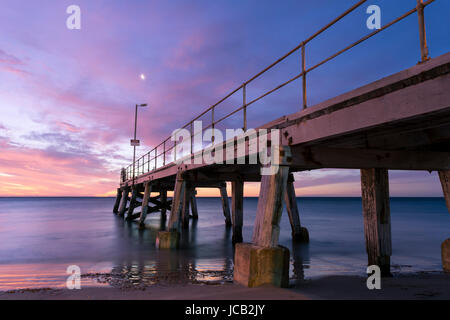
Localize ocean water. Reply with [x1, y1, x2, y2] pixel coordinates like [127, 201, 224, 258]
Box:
[0, 197, 448, 290]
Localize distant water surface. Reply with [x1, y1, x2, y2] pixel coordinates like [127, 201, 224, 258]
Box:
[0, 197, 448, 290]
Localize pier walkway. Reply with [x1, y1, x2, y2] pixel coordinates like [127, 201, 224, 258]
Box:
[113, 0, 450, 286]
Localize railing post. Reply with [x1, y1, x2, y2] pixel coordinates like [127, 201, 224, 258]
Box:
[417, 0, 429, 63]
[243, 83, 247, 131]
[212, 107, 215, 145]
[155, 149, 157, 170]
[174, 141, 177, 162]
[301, 42, 307, 109]
[190, 122, 193, 155]
[163, 140, 166, 166]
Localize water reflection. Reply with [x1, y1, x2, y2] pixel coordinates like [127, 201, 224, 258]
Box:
[290, 240, 310, 284]
[1, 197, 448, 290]
[94, 212, 310, 288]
[90, 214, 235, 287]
[86, 256, 235, 288]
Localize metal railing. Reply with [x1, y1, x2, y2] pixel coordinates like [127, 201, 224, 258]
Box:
[121, 0, 435, 183]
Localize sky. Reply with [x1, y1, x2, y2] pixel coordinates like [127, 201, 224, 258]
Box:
[0, 0, 449, 197]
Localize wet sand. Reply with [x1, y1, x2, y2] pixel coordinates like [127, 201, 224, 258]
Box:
[1, 272, 449, 300]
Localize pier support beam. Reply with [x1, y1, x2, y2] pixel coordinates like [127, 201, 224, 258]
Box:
[360, 168, 392, 277]
[220, 184, 232, 227]
[231, 179, 244, 244]
[181, 185, 191, 229]
[167, 171, 185, 231]
[438, 171, 450, 212]
[138, 182, 152, 228]
[118, 186, 130, 217]
[284, 174, 309, 242]
[252, 150, 291, 248]
[113, 188, 122, 214]
[157, 171, 184, 249]
[438, 170, 450, 272]
[126, 186, 138, 220]
[160, 189, 168, 220]
[234, 146, 291, 288]
[190, 189, 198, 219]
[443, 239, 450, 273]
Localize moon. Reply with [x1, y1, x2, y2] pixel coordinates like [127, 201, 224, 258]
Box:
[140, 74, 146, 80]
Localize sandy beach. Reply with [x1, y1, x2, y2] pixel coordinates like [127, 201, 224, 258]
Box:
[1, 272, 449, 300]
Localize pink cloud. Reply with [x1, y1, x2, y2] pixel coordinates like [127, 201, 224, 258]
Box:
[55, 121, 80, 133]
[0, 49, 29, 76]
[0, 143, 118, 196]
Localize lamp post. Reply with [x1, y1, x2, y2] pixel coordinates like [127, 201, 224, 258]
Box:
[131, 103, 148, 185]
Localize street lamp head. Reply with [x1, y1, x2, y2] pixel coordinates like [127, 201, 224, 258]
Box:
[138, 103, 148, 107]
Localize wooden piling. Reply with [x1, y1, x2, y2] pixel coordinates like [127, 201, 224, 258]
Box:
[113, 188, 123, 214]
[160, 189, 168, 219]
[190, 189, 199, 219]
[126, 186, 139, 220]
[220, 184, 232, 227]
[118, 186, 130, 217]
[360, 168, 392, 277]
[138, 182, 152, 227]
[231, 179, 244, 244]
[168, 171, 186, 231]
[438, 170, 450, 212]
[252, 146, 291, 248]
[181, 185, 191, 229]
[284, 174, 309, 242]
[438, 171, 450, 272]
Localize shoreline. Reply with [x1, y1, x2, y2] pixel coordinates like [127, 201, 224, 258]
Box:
[1, 271, 449, 300]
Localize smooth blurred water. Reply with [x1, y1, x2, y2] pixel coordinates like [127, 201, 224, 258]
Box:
[0, 197, 448, 290]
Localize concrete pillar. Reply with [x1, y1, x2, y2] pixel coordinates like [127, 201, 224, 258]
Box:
[284, 174, 309, 242]
[438, 170, 450, 272]
[234, 243, 289, 288]
[220, 184, 232, 227]
[138, 182, 152, 228]
[231, 179, 244, 244]
[234, 145, 292, 288]
[360, 168, 392, 277]
[190, 189, 198, 219]
[118, 186, 130, 217]
[156, 231, 180, 249]
[113, 188, 122, 214]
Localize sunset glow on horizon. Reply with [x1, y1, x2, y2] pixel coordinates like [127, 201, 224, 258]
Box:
[1, 0, 449, 197]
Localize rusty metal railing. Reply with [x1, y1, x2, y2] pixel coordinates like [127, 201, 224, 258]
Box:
[122, 0, 435, 183]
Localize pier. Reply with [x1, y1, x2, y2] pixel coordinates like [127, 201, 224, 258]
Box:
[113, 0, 450, 287]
